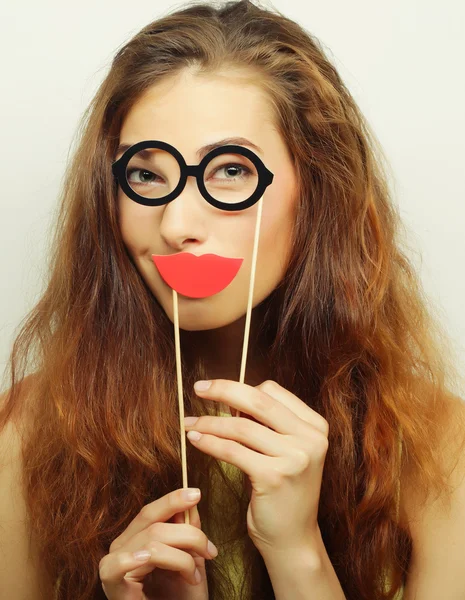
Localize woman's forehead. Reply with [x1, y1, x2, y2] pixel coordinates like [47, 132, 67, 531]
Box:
[119, 71, 276, 142]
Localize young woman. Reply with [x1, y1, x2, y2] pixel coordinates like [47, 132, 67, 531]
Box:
[1, 1, 465, 599]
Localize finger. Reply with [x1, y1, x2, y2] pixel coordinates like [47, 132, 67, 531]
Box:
[255, 380, 329, 435]
[194, 379, 306, 435]
[126, 521, 217, 562]
[172, 504, 205, 561]
[173, 502, 201, 528]
[100, 549, 156, 596]
[99, 544, 201, 591]
[110, 488, 201, 552]
[186, 415, 285, 457]
[187, 430, 271, 480]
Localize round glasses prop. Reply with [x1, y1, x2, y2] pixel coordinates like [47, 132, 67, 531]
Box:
[111, 140, 274, 211]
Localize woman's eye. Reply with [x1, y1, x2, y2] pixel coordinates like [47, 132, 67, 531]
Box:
[211, 164, 252, 180]
[127, 168, 162, 184]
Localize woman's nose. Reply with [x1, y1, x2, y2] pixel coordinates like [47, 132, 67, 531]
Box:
[158, 178, 208, 250]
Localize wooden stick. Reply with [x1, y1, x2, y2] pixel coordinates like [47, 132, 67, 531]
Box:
[173, 288, 190, 525]
[235, 195, 264, 417]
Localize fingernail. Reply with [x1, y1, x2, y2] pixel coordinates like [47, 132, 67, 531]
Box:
[187, 430, 202, 442]
[133, 549, 151, 561]
[182, 488, 201, 501]
[194, 568, 201, 583]
[184, 416, 199, 426]
[194, 380, 211, 392]
[208, 540, 218, 557]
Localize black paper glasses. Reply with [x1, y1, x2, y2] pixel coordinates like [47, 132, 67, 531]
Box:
[111, 140, 274, 212]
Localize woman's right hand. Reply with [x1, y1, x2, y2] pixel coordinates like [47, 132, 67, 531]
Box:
[99, 487, 217, 600]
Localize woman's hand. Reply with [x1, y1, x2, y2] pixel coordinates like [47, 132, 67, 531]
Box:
[184, 379, 329, 555]
[99, 488, 217, 600]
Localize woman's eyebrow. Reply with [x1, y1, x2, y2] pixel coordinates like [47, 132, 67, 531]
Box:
[195, 137, 263, 159]
[115, 137, 263, 161]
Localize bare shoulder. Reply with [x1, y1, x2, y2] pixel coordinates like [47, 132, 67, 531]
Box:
[399, 391, 465, 520]
[0, 377, 56, 600]
[398, 391, 465, 599]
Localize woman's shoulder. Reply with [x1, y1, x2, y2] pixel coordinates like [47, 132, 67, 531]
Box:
[0, 376, 56, 600]
[396, 390, 465, 596]
[0, 374, 38, 470]
[1, 373, 37, 427]
[397, 389, 465, 529]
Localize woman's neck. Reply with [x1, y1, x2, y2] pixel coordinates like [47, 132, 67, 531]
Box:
[181, 309, 269, 386]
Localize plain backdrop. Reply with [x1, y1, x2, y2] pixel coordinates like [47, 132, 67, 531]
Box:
[1, 0, 464, 394]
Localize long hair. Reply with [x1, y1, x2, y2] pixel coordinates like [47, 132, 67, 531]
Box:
[2, 1, 464, 598]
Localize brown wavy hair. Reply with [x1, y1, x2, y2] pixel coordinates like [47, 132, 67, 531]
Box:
[2, 1, 464, 598]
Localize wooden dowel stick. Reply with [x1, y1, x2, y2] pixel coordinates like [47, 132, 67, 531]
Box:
[236, 195, 264, 417]
[173, 288, 190, 525]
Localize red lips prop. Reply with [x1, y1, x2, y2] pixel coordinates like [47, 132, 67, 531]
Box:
[152, 252, 244, 298]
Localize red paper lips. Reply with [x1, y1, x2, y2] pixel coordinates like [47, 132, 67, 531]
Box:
[152, 252, 244, 298]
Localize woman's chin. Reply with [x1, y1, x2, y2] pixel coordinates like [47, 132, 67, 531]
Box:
[157, 300, 238, 332]
[178, 312, 236, 332]
[180, 321, 219, 332]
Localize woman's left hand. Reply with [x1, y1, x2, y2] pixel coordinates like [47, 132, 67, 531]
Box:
[184, 379, 329, 555]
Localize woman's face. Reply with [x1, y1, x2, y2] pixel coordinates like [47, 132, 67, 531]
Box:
[116, 67, 298, 331]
